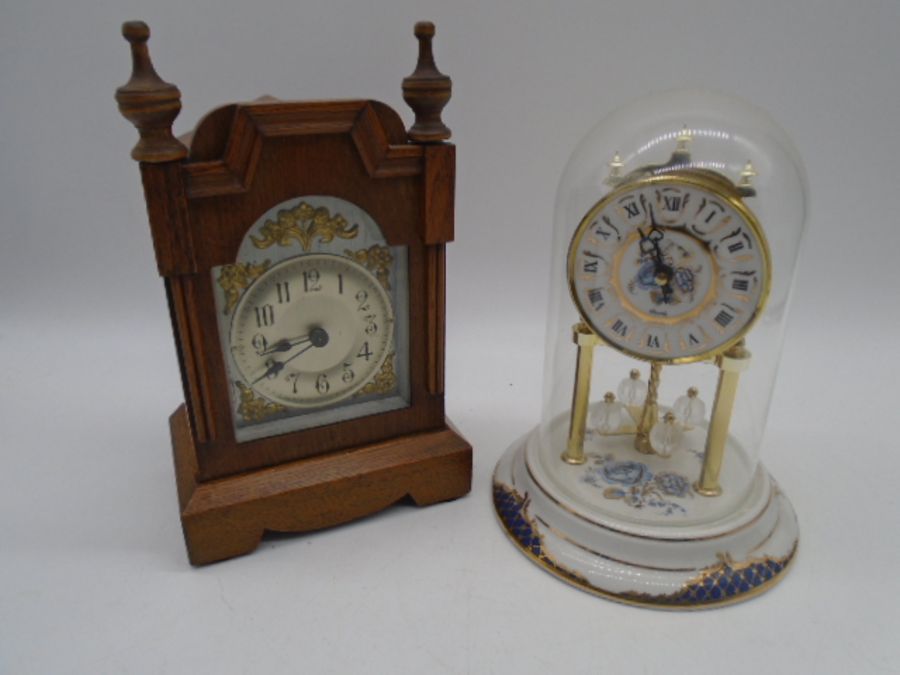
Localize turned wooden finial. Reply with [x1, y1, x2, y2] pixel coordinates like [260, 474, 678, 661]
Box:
[115, 21, 187, 162]
[402, 21, 452, 143]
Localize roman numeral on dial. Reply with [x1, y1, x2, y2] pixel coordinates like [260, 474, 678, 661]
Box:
[587, 287, 605, 310]
[714, 309, 734, 327]
[611, 319, 628, 337]
[622, 201, 641, 218]
[569, 177, 768, 362]
[664, 195, 681, 211]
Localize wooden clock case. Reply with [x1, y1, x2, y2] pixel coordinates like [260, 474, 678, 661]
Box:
[116, 21, 472, 565]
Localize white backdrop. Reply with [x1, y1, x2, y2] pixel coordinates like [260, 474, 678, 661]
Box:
[2, 1, 898, 673]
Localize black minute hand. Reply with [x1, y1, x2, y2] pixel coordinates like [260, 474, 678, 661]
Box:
[641, 206, 675, 304]
[250, 327, 330, 386]
[258, 334, 311, 356]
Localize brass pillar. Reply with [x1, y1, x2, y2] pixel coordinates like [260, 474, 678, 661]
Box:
[695, 341, 752, 496]
[563, 324, 600, 464]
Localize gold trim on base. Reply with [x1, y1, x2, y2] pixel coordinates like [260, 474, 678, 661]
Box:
[693, 481, 723, 497]
[493, 478, 797, 610]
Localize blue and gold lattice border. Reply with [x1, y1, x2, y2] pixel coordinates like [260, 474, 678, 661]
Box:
[492, 482, 589, 588]
[492, 481, 796, 609]
[620, 546, 796, 607]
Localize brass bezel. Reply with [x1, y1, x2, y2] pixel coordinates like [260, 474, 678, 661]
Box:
[566, 172, 772, 365]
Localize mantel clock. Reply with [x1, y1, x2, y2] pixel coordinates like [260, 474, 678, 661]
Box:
[493, 90, 808, 608]
[116, 20, 471, 565]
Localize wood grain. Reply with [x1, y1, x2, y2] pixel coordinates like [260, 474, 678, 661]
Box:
[171, 405, 472, 565]
[117, 20, 471, 565]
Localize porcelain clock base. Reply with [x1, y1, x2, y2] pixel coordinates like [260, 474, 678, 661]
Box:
[492, 430, 798, 609]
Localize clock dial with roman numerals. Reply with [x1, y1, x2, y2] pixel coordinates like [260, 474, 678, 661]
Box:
[568, 173, 770, 363]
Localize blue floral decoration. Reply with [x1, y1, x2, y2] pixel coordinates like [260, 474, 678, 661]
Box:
[583, 455, 693, 515]
[635, 261, 659, 290]
[674, 267, 695, 293]
[602, 460, 651, 486]
[655, 472, 691, 497]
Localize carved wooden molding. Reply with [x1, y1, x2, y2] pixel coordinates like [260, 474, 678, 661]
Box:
[184, 101, 425, 199]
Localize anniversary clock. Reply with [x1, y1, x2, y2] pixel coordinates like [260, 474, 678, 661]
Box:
[493, 90, 808, 608]
[116, 20, 471, 564]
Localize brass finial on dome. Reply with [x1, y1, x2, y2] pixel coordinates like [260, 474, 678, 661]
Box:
[738, 160, 758, 197]
[604, 151, 625, 186]
[675, 125, 692, 153]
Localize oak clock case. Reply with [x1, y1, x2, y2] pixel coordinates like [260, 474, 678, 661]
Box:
[116, 21, 472, 565]
[493, 90, 808, 608]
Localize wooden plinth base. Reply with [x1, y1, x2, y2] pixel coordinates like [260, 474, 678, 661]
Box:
[169, 405, 472, 565]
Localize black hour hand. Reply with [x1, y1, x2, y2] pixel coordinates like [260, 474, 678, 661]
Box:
[252, 359, 285, 384]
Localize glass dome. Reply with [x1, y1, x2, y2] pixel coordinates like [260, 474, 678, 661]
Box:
[493, 89, 807, 607]
[534, 89, 808, 530]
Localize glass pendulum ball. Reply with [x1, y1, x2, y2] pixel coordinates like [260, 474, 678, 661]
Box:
[590, 392, 625, 434]
[673, 387, 706, 429]
[493, 89, 808, 608]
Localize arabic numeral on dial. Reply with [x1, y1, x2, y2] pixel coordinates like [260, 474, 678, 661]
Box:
[357, 342, 373, 361]
[364, 315, 378, 335]
[342, 364, 355, 383]
[303, 269, 321, 292]
[288, 373, 301, 394]
[315, 374, 330, 395]
[251, 333, 268, 353]
[356, 289, 370, 311]
[254, 304, 275, 327]
[276, 281, 290, 304]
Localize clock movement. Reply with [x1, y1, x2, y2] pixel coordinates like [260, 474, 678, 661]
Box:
[493, 90, 808, 608]
[116, 20, 471, 564]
